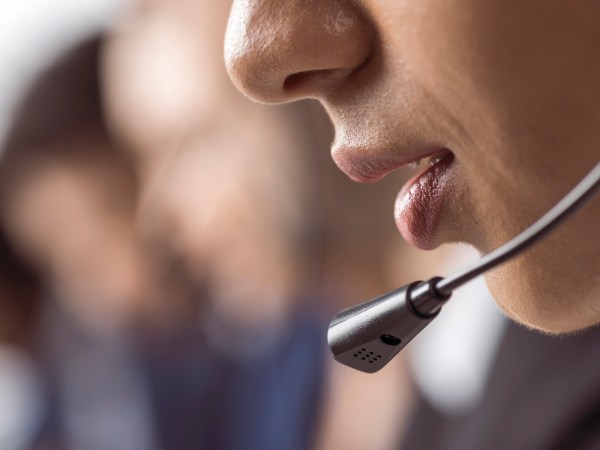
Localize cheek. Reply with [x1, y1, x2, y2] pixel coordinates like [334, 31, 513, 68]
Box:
[397, 1, 509, 147]
[405, 1, 600, 158]
[368, 0, 510, 164]
[389, 0, 600, 232]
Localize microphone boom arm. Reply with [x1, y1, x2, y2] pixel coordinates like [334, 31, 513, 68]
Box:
[328, 162, 600, 373]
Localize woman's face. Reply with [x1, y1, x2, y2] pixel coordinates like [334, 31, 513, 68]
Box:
[225, 0, 600, 332]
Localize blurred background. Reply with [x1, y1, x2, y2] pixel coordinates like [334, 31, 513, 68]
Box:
[0, 1, 545, 450]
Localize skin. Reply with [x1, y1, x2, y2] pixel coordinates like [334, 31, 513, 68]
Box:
[225, 0, 600, 333]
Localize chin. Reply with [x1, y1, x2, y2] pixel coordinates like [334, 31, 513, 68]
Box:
[498, 303, 597, 336]
[485, 265, 600, 336]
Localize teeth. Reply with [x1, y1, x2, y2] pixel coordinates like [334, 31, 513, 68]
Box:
[407, 154, 446, 170]
[428, 155, 443, 167]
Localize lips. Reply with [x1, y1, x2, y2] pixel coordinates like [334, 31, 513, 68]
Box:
[332, 146, 447, 183]
[332, 145, 455, 249]
[394, 152, 454, 249]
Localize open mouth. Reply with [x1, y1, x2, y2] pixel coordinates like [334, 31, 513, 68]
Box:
[331, 142, 456, 249]
[394, 150, 455, 250]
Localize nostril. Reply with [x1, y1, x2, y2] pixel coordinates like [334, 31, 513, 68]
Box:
[283, 67, 355, 97]
[283, 71, 326, 96]
[283, 71, 311, 92]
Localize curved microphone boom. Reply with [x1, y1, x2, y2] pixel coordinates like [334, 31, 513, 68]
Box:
[328, 162, 600, 373]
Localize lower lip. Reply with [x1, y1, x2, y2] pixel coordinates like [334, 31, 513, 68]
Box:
[394, 153, 454, 250]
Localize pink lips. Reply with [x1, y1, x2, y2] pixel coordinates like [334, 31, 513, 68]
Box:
[332, 145, 454, 249]
[394, 153, 454, 249]
[332, 146, 445, 183]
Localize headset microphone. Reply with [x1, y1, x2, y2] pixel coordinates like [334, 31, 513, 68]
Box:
[328, 162, 600, 373]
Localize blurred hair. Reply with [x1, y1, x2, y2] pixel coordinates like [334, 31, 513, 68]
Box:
[0, 37, 142, 341]
[0, 228, 40, 346]
[3, 37, 104, 152]
[0, 36, 138, 222]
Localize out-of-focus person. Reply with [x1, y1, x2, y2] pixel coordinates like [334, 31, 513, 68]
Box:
[0, 38, 160, 450]
[0, 1, 416, 450]
[102, 1, 415, 449]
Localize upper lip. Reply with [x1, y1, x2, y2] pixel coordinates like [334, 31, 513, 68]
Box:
[331, 145, 449, 183]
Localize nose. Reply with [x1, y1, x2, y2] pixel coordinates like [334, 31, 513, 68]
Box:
[225, 0, 374, 103]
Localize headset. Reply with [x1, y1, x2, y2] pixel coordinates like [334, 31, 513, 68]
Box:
[328, 162, 600, 373]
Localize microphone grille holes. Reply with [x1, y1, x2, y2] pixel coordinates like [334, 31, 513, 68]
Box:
[353, 348, 384, 364]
